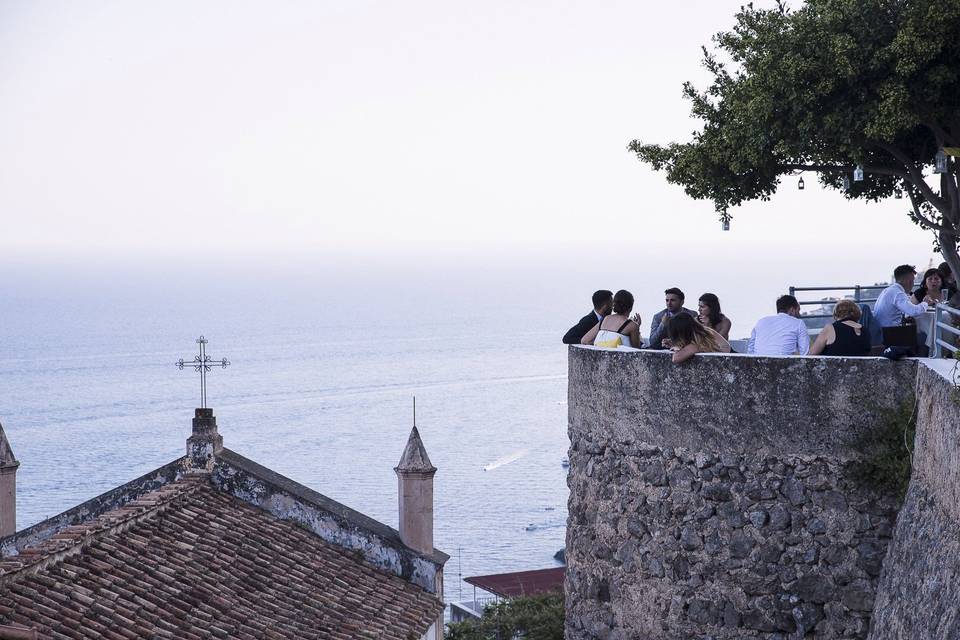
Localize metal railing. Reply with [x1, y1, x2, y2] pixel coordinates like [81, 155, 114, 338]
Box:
[932, 302, 960, 358]
[788, 285, 887, 320]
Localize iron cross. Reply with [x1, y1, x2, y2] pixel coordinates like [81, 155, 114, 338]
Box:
[176, 336, 230, 408]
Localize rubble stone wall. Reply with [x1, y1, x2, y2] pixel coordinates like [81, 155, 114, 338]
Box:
[868, 362, 960, 639]
[565, 347, 917, 640]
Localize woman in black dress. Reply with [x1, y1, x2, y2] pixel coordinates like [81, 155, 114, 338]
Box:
[809, 299, 871, 356]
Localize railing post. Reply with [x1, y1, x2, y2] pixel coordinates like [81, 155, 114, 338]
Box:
[854, 285, 861, 303]
[933, 303, 942, 358]
[789, 286, 795, 298]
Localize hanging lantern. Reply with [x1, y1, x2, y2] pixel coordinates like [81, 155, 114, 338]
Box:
[798, 176, 805, 190]
[935, 148, 948, 174]
[722, 220, 730, 231]
[842, 175, 851, 192]
[720, 209, 731, 231]
[853, 165, 864, 181]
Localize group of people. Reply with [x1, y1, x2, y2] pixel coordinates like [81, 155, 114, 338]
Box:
[562, 288, 733, 363]
[562, 262, 959, 363]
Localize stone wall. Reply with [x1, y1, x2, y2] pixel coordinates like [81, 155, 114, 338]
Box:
[565, 348, 918, 640]
[868, 361, 960, 639]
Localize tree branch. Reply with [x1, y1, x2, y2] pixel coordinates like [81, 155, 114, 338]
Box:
[906, 186, 951, 233]
[924, 122, 956, 147]
[954, 171, 960, 214]
[874, 142, 949, 212]
[940, 230, 960, 286]
[944, 169, 960, 226]
[782, 163, 906, 177]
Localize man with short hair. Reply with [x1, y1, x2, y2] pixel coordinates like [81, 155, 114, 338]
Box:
[563, 290, 613, 344]
[648, 287, 697, 349]
[874, 264, 934, 328]
[748, 295, 810, 355]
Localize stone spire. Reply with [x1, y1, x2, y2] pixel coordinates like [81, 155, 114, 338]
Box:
[0, 422, 20, 537]
[395, 426, 437, 474]
[394, 426, 437, 555]
[186, 408, 223, 472]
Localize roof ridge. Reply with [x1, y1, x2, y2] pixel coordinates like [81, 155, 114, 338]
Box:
[0, 476, 206, 585]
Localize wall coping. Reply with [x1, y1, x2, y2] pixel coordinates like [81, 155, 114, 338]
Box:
[568, 346, 919, 458]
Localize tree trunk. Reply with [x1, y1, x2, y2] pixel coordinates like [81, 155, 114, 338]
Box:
[939, 230, 960, 294]
[939, 170, 960, 292]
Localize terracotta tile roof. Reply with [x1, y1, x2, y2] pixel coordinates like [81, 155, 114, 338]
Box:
[0, 476, 442, 639]
[464, 567, 565, 599]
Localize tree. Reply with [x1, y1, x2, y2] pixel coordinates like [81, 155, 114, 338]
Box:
[631, 0, 960, 276]
[445, 591, 564, 640]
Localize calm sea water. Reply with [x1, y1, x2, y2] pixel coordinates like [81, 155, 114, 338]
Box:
[0, 266, 572, 606]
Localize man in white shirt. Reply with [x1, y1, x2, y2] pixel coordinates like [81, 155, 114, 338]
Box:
[748, 295, 810, 355]
[873, 264, 935, 328]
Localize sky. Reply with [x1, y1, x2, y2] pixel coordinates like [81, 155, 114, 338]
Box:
[0, 0, 940, 315]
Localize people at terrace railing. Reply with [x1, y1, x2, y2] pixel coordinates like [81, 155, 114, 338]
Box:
[911, 268, 946, 305]
[563, 290, 612, 344]
[581, 289, 642, 349]
[747, 295, 810, 356]
[648, 287, 697, 349]
[874, 265, 934, 328]
[696, 292, 731, 340]
[666, 313, 731, 363]
[808, 300, 871, 357]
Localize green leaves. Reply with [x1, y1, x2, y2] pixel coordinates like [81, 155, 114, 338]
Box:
[445, 592, 564, 640]
[630, 0, 960, 225]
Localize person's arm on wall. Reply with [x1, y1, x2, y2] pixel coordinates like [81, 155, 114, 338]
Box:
[671, 344, 699, 363]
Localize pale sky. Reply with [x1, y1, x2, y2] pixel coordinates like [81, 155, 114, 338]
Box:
[0, 0, 936, 274]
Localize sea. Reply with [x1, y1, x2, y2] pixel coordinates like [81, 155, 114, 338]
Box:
[0, 261, 579, 607]
[0, 253, 917, 608]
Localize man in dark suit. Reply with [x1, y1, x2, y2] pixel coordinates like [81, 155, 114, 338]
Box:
[563, 290, 613, 344]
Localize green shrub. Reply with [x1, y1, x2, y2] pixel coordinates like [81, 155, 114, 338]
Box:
[849, 399, 916, 503]
[446, 591, 564, 640]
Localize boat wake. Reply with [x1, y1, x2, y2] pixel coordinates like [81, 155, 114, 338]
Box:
[482, 449, 530, 471]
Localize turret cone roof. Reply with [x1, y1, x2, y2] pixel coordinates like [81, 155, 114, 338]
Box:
[395, 427, 436, 474]
[0, 422, 18, 468]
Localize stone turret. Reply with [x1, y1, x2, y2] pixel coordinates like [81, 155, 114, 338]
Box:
[394, 426, 436, 556]
[0, 423, 20, 537]
[186, 408, 223, 472]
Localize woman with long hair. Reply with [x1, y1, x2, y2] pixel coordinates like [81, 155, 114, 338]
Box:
[696, 292, 731, 339]
[581, 289, 642, 349]
[666, 312, 731, 363]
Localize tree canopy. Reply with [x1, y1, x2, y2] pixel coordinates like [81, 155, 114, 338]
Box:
[631, 0, 960, 273]
[445, 591, 564, 640]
